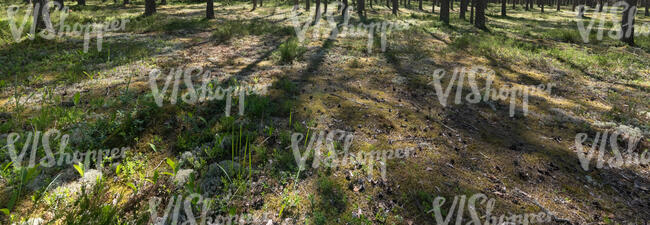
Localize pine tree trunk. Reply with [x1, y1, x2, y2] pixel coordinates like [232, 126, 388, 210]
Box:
[124, 0, 129, 5]
[621, 0, 637, 45]
[325, 0, 328, 12]
[541, 0, 544, 11]
[78, 0, 85, 6]
[160, 0, 166, 5]
[207, 0, 215, 18]
[306, 0, 310, 11]
[145, 0, 156, 16]
[358, 0, 364, 16]
[502, 0, 506, 16]
[393, 0, 398, 14]
[460, 0, 468, 18]
[645, 0, 649, 16]
[343, 0, 349, 15]
[315, 0, 321, 21]
[432, 0, 436, 12]
[419, 0, 423, 9]
[470, 0, 474, 23]
[557, 0, 561, 11]
[33, 0, 49, 32]
[475, 0, 486, 29]
[450, 0, 454, 10]
[441, 0, 449, 22]
[525, 0, 529, 10]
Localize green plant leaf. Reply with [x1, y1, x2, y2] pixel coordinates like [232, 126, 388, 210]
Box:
[73, 92, 81, 106]
[166, 158, 176, 173]
[0, 208, 9, 216]
[116, 164, 122, 175]
[126, 182, 137, 191]
[73, 163, 84, 177]
[149, 143, 157, 153]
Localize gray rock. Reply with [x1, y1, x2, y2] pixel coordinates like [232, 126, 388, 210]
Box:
[174, 169, 195, 186]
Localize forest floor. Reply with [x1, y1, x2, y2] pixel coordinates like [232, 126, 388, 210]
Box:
[0, 1, 649, 224]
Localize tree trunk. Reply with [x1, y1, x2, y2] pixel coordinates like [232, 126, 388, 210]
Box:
[621, 0, 637, 45]
[475, 0, 486, 29]
[306, 0, 310, 11]
[207, 0, 215, 18]
[502, 0, 506, 16]
[124, 0, 130, 5]
[325, 0, 328, 13]
[450, 0, 454, 10]
[557, 0, 561, 11]
[470, 0, 474, 23]
[343, 0, 349, 15]
[441, 0, 449, 22]
[541, 0, 544, 11]
[393, 0, 398, 14]
[525, 0, 529, 10]
[33, 0, 49, 32]
[253, 0, 257, 10]
[419, 0, 423, 10]
[144, 0, 156, 16]
[160, 0, 166, 5]
[432, 0, 436, 12]
[460, 0, 468, 18]
[315, 0, 321, 21]
[78, 0, 85, 6]
[645, 0, 649, 16]
[358, 0, 365, 16]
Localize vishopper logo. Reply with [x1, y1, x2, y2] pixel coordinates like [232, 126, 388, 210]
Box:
[575, 1, 649, 43]
[426, 193, 551, 225]
[428, 66, 554, 117]
[289, 2, 409, 53]
[574, 129, 647, 171]
[2, 129, 128, 171]
[148, 66, 268, 116]
[148, 192, 278, 225]
[6, 3, 129, 52]
[290, 129, 413, 180]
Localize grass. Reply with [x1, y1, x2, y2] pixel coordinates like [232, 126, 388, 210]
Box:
[0, 1, 649, 224]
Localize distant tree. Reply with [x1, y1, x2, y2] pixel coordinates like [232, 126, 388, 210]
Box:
[450, 0, 453, 10]
[315, 0, 321, 21]
[252, 0, 257, 10]
[470, 0, 474, 23]
[541, 0, 544, 12]
[501, 0, 506, 16]
[358, 0, 365, 16]
[621, 0, 638, 45]
[124, 0, 130, 5]
[145, 0, 156, 16]
[557, 0, 561, 11]
[432, 0, 436, 13]
[645, 0, 649, 16]
[207, 0, 214, 18]
[474, 0, 486, 29]
[393, 0, 398, 14]
[419, 0, 423, 10]
[33, 0, 49, 32]
[160, 0, 166, 5]
[78, 0, 85, 6]
[306, 0, 310, 11]
[441, 0, 449, 23]
[460, 0, 468, 18]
